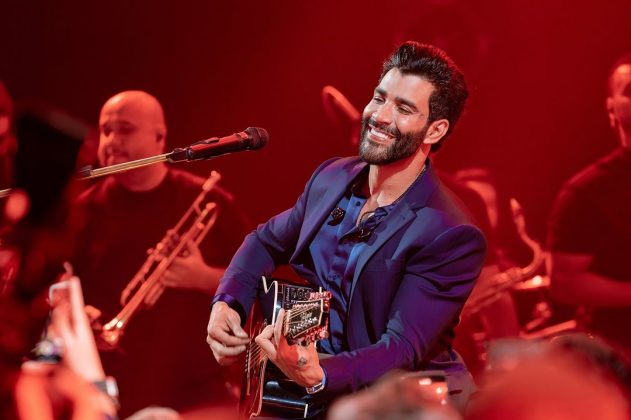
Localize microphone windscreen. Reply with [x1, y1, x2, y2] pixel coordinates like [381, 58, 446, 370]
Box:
[245, 127, 269, 150]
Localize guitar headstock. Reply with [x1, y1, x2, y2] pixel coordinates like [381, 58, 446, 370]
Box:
[283, 291, 331, 346]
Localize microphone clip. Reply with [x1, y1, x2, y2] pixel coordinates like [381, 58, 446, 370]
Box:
[356, 226, 374, 242]
[328, 207, 346, 226]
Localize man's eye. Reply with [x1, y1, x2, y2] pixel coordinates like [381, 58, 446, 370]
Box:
[373, 96, 385, 104]
[118, 126, 135, 135]
[397, 106, 412, 115]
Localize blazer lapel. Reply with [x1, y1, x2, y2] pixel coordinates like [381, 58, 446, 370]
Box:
[291, 159, 367, 266]
[348, 161, 441, 302]
[348, 201, 415, 303]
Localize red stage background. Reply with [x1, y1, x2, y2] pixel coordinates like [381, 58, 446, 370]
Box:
[2, 0, 630, 241]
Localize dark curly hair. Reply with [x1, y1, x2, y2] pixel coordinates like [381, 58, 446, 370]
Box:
[380, 42, 468, 151]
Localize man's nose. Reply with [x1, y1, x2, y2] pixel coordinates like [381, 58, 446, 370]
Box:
[372, 103, 393, 126]
[104, 132, 124, 148]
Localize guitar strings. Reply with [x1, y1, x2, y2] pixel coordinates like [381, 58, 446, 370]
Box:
[284, 303, 324, 318]
[248, 342, 270, 364]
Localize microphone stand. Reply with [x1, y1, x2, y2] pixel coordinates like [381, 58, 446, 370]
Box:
[0, 127, 266, 198]
[76, 153, 173, 180]
[0, 148, 191, 198]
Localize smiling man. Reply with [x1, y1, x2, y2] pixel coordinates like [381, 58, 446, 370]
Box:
[207, 42, 486, 416]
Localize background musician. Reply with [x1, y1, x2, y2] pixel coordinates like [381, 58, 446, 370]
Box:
[71, 90, 249, 417]
[548, 53, 631, 356]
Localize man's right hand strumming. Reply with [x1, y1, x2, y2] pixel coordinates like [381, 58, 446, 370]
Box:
[206, 301, 249, 365]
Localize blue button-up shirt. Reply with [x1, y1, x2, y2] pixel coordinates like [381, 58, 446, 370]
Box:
[307, 170, 396, 354]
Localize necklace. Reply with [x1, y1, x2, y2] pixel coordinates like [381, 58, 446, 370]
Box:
[358, 210, 376, 224]
[390, 163, 427, 207]
[357, 164, 427, 225]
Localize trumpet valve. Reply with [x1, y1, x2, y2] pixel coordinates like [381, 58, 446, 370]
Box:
[101, 318, 124, 346]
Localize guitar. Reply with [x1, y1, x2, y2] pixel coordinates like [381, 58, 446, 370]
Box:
[240, 277, 331, 419]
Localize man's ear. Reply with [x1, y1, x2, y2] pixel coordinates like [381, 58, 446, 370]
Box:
[606, 97, 617, 129]
[0, 116, 10, 137]
[155, 125, 167, 153]
[156, 124, 167, 143]
[423, 119, 449, 146]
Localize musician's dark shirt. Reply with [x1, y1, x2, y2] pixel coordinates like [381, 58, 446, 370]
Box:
[548, 146, 631, 349]
[72, 168, 248, 417]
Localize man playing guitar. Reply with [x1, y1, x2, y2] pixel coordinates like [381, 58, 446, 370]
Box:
[207, 41, 487, 416]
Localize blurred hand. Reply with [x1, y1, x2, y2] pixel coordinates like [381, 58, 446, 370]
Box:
[50, 277, 105, 382]
[206, 302, 249, 365]
[83, 305, 102, 326]
[126, 406, 181, 420]
[160, 242, 223, 293]
[17, 363, 116, 419]
[255, 309, 323, 387]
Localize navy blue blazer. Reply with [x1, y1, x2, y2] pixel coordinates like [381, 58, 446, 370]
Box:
[215, 156, 487, 397]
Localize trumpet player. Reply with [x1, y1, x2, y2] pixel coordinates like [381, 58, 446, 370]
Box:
[71, 90, 249, 417]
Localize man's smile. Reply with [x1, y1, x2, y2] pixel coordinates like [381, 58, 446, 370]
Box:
[367, 125, 396, 145]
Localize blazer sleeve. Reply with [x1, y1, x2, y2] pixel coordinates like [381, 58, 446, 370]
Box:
[213, 158, 339, 318]
[320, 223, 486, 395]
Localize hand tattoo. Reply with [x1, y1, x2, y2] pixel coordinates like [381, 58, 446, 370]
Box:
[297, 356, 307, 368]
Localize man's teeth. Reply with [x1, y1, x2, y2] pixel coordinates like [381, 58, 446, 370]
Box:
[370, 127, 392, 140]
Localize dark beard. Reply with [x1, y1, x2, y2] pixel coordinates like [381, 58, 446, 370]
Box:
[358, 117, 429, 165]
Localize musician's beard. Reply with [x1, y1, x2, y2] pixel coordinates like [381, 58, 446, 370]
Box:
[359, 117, 429, 165]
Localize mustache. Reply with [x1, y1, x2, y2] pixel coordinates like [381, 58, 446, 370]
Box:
[362, 117, 401, 139]
[101, 146, 128, 156]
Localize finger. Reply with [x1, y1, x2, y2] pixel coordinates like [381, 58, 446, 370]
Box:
[226, 313, 248, 339]
[67, 277, 89, 328]
[159, 270, 177, 286]
[143, 284, 165, 307]
[255, 326, 277, 360]
[68, 277, 85, 309]
[210, 340, 246, 357]
[256, 324, 274, 340]
[84, 305, 102, 324]
[163, 257, 189, 281]
[186, 241, 202, 258]
[52, 303, 72, 344]
[255, 324, 275, 351]
[209, 328, 249, 346]
[209, 339, 246, 357]
[274, 309, 285, 347]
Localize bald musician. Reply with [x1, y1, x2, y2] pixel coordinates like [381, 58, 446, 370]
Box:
[71, 91, 249, 416]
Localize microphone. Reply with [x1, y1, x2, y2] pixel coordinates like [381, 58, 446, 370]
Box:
[168, 127, 269, 162]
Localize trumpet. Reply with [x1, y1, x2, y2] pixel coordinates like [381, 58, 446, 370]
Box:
[100, 171, 221, 347]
